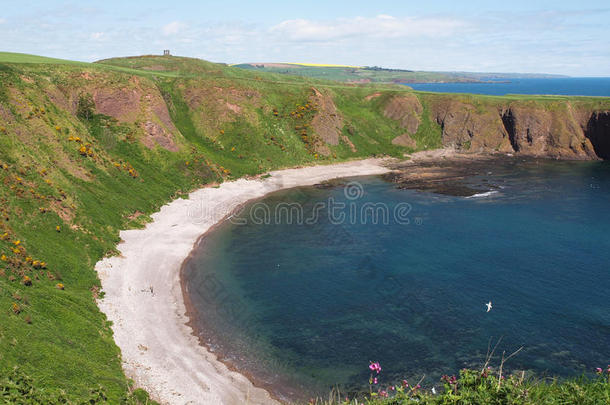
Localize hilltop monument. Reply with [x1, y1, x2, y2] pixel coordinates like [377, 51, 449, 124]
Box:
[163, 49, 170, 56]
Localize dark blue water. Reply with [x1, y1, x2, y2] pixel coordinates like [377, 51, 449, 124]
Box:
[183, 159, 610, 400]
[406, 78, 610, 97]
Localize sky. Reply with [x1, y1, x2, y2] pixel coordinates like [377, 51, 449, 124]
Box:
[1, 0, 609, 76]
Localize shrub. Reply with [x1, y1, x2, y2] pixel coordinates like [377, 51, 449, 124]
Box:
[76, 93, 95, 121]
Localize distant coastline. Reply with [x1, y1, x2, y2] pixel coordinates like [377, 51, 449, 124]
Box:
[406, 77, 610, 96]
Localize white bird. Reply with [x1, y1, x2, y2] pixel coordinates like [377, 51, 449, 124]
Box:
[485, 301, 493, 312]
[431, 387, 437, 394]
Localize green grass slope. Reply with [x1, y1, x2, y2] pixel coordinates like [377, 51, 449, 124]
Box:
[0, 53, 608, 404]
[0, 52, 91, 66]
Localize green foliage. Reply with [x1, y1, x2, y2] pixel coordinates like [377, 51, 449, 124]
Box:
[76, 94, 96, 121]
[308, 368, 610, 405]
[0, 367, 159, 404]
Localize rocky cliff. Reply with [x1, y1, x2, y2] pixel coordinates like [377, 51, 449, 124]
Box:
[420, 94, 609, 160]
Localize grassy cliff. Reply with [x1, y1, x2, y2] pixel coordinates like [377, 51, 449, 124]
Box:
[0, 52, 608, 403]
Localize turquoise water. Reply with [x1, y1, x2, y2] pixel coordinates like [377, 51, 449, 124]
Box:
[183, 159, 610, 400]
[406, 77, 610, 96]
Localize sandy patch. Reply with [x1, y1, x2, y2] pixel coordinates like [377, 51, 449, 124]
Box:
[95, 158, 392, 405]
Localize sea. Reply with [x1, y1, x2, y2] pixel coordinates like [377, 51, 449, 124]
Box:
[182, 158, 610, 401]
[406, 77, 610, 97]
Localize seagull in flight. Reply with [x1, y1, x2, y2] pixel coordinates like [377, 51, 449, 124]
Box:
[485, 301, 493, 312]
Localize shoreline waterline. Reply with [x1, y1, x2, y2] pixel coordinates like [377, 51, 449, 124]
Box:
[94, 158, 394, 405]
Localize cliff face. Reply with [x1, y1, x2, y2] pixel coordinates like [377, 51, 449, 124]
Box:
[585, 112, 610, 159]
[416, 94, 610, 160]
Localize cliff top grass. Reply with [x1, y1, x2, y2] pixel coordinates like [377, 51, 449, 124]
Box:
[3, 51, 607, 105]
[0, 52, 90, 66]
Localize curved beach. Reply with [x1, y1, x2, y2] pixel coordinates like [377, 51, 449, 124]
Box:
[94, 158, 392, 405]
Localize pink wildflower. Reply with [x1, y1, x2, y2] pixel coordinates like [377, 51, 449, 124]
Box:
[368, 361, 382, 374]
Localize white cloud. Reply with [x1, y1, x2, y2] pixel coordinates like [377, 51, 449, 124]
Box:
[1, 5, 608, 76]
[162, 21, 186, 36]
[270, 15, 467, 42]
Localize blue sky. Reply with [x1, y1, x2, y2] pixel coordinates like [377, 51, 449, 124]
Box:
[1, 1, 609, 75]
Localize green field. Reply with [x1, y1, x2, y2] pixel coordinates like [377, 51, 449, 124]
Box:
[231, 63, 568, 84]
[232, 63, 479, 84]
[0, 52, 608, 404]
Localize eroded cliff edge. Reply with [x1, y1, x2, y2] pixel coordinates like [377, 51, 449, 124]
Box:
[383, 92, 610, 160]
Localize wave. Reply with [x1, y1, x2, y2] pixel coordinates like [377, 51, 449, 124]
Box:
[466, 190, 499, 199]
